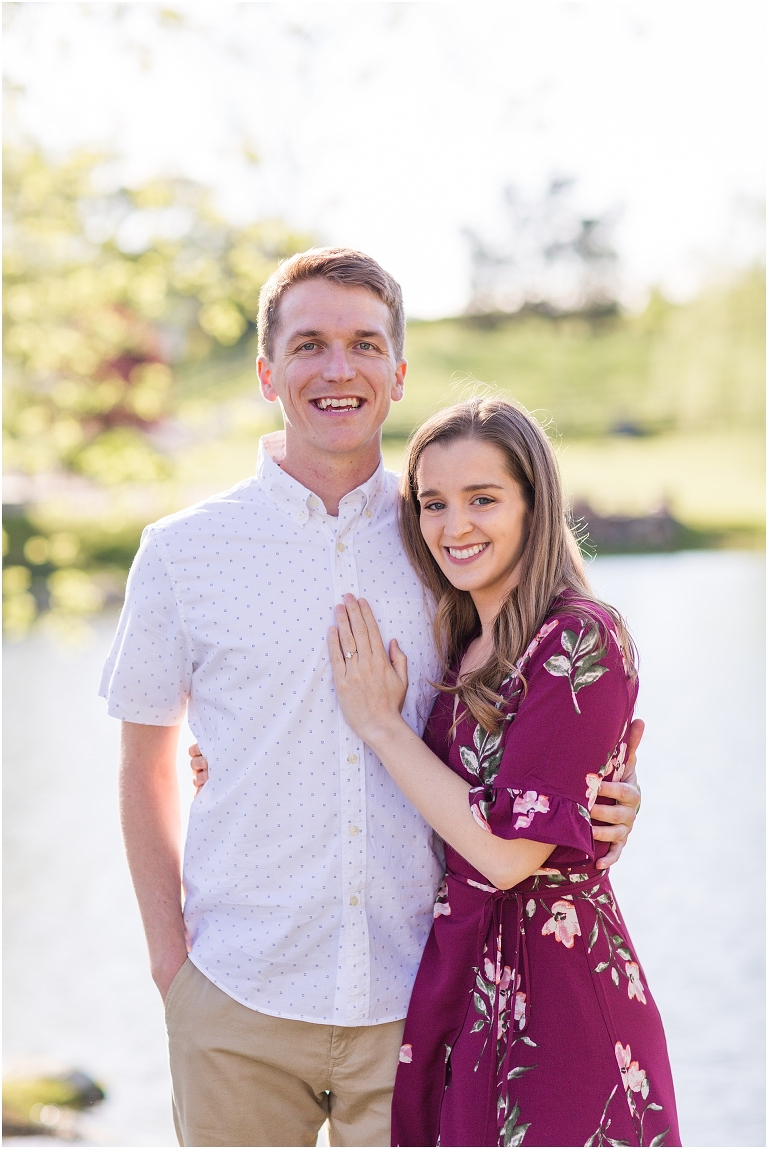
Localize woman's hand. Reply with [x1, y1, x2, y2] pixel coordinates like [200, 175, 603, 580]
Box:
[189, 743, 208, 791]
[328, 595, 408, 746]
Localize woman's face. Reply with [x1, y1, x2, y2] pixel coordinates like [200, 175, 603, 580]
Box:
[416, 437, 529, 609]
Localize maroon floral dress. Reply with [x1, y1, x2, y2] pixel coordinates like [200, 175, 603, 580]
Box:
[391, 602, 680, 1148]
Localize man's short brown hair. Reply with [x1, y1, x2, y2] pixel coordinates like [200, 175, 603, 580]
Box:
[257, 247, 405, 361]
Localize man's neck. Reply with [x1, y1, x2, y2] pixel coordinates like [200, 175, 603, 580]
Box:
[265, 431, 382, 516]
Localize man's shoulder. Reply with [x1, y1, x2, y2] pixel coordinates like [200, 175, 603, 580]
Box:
[143, 476, 263, 541]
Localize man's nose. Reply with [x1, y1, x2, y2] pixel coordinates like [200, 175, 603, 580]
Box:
[322, 344, 356, 383]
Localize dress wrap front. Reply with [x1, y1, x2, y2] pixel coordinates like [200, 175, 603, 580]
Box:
[391, 604, 680, 1148]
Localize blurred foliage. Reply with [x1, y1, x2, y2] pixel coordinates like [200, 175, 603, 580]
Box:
[391, 269, 766, 438]
[2, 145, 764, 640]
[3, 143, 311, 637]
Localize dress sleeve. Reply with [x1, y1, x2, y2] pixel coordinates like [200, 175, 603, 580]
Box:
[467, 613, 635, 861]
[98, 525, 193, 725]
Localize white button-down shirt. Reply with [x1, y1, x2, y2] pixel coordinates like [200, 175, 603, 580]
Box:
[100, 436, 443, 1025]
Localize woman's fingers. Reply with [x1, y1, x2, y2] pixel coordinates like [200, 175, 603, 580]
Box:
[334, 602, 359, 660]
[189, 742, 201, 759]
[389, 638, 409, 694]
[342, 595, 374, 658]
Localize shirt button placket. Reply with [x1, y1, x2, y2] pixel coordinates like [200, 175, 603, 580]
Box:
[334, 506, 369, 1022]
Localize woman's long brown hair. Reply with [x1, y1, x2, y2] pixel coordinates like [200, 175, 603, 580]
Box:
[397, 396, 636, 734]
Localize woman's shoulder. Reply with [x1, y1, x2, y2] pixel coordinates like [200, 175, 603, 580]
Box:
[516, 595, 633, 682]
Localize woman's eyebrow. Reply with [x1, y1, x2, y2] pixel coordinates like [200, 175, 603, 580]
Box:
[418, 482, 505, 498]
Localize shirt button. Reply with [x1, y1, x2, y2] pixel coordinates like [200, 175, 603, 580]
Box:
[349, 895, 359, 907]
[309, 497, 319, 509]
[365, 508, 372, 518]
[337, 541, 346, 553]
[347, 752, 358, 763]
[349, 825, 360, 836]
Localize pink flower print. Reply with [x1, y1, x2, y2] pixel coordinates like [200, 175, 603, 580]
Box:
[625, 961, 647, 1004]
[399, 1044, 413, 1064]
[541, 899, 581, 948]
[519, 619, 559, 668]
[470, 790, 493, 833]
[433, 878, 451, 918]
[512, 790, 550, 830]
[585, 773, 602, 811]
[499, 965, 513, 992]
[615, 1042, 649, 1100]
[608, 741, 628, 782]
[514, 990, 527, 1029]
[484, 957, 496, 982]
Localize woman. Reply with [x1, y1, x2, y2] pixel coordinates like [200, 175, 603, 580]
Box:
[327, 397, 679, 1147]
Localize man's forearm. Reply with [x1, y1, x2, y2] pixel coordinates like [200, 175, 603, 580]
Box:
[120, 721, 187, 999]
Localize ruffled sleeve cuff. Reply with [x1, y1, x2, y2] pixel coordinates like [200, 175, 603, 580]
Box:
[468, 785, 595, 860]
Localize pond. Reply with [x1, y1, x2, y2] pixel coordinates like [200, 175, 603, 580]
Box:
[3, 551, 765, 1147]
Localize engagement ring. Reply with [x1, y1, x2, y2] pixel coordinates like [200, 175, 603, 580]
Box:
[345, 651, 357, 659]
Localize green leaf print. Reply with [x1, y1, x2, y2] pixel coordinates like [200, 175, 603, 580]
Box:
[607, 1139, 631, 1147]
[474, 991, 490, 1020]
[587, 921, 599, 952]
[502, 1101, 531, 1147]
[611, 967, 620, 986]
[507, 1064, 537, 1080]
[519, 1035, 538, 1048]
[649, 1129, 670, 1147]
[616, 946, 633, 961]
[646, 1104, 664, 1112]
[594, 960, 610, 974]
[460, 746, 480, 776]
[543, 622, 609, 714]
[470, 1019, 485, 1034]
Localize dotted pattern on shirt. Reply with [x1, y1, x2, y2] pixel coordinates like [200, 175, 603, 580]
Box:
[100, 449, 443, 1025]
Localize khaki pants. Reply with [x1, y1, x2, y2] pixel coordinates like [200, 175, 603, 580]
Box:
[165, 959, 405, 1147]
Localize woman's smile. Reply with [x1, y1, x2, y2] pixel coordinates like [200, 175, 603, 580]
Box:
[445, 541, 491, 563]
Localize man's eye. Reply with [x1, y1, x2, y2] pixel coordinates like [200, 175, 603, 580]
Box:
[357, 342, 374, 351]
[298, 342, 317, 351]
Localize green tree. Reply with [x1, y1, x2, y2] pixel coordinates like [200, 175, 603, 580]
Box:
[3, 144, 311, 637]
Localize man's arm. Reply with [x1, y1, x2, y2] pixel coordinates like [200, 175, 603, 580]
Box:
[120, 721, 187, 1000]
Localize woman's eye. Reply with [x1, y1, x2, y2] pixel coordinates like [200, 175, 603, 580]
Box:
[422, 501, 446, 512]
[472, 496, 495, 506]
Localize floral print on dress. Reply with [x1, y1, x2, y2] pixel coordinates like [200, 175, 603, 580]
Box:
[544, 621, 609, 714]
[541, 898, 581, 948]
[399, 1043, 413, 1064]
[626, 961, 647, 1004]
[512, 790, 550, 830]
[434, 878, 451, 917]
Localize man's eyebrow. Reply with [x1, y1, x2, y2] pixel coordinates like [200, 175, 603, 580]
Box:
[286, 327, 387, 343]
[417, 483, 506, 498]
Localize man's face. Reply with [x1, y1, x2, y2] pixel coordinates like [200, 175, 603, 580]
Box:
[257, 279, 406, 462]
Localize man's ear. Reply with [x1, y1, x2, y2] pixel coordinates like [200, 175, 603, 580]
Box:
[257, 357, 279, 403]
[391, 358, 407, 404]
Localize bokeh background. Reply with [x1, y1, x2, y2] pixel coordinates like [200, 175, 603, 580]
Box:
[3, 3, 765, 1146]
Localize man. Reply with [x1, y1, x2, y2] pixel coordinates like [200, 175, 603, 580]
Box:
[100, 248, 641, 1148]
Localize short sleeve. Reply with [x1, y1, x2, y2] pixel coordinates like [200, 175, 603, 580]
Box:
[98, 526, 193, 725]
[467, 613, 635, 861]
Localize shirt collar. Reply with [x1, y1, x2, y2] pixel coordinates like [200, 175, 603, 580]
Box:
[254, 432, 387, 527]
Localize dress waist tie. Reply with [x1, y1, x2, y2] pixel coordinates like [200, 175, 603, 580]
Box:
[468, 882, 532, 1146]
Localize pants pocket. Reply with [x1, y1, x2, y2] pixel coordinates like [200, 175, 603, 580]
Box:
[164, 957, 191, 1020]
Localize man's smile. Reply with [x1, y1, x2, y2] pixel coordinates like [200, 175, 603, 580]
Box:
[312, 396, 363, 411]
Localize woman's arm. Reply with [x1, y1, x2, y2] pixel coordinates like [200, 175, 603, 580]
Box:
[329, 596, 554, 889]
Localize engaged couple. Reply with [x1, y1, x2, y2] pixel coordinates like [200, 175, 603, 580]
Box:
[100, 248, 679, 1146]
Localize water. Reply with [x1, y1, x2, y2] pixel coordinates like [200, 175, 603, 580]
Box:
[3, 551, 765, 1147]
